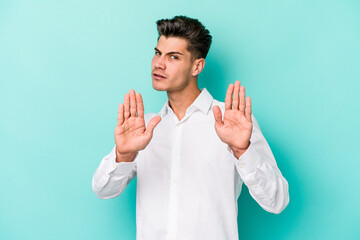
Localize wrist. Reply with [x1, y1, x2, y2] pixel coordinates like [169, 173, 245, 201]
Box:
[229, 142, 250, 159]
[116, 149, 138, 163]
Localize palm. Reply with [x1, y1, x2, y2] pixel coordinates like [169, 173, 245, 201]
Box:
[213, 81, 253, 150]
[115, 116, 149, 153]
[115, 90, 161, 155]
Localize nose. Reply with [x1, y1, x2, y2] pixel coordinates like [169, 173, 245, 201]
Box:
[154, 55, 166, 70]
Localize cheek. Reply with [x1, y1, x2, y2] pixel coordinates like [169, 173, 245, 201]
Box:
[180, 64, 193, 77]
[151, 57, 156, 68]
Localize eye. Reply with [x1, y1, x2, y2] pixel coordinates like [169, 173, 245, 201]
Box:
[170, 55, 179, 60]
[155, 51, 161, 55]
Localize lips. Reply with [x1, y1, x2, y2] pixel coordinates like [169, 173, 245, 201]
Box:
[153, 72, 166, 79]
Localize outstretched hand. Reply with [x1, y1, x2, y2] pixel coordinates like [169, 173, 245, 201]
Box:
[115, 89, 161, 162]
[212, 81, 253, 158]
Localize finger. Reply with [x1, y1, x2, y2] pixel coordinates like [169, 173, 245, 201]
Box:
[145, 116, 161, 136]
[239, 85, 246, 114]
[117, 103, 124, 126]
[212, 105, 223, 127]
[245, 96, 252, 121]
[136, 92, 144, 118]
[225, 84, 234, 110]
[232, 81, 240, 110]
[130, 89, 136, 117]
[124, 93, 130, 119]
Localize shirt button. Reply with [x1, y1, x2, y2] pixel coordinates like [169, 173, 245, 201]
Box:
[238, 164, 243, 168]
[174, 151, 179, 156]
[176, 123, 180, 127]
[172, 178, 176, 184]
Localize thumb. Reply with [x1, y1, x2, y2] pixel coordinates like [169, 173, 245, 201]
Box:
[212, 106, 223, 127]
[145, 116, 162, 136]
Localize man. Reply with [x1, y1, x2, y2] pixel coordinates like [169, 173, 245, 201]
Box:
[92, 16, 289, 240]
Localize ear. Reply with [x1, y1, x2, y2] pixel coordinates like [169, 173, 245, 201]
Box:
[191, 58, 205, 77]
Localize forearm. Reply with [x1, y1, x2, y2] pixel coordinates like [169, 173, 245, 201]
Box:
[235, 144, 289, 213]
[92, 146, 137, 199]
[232, 116, 289, 213]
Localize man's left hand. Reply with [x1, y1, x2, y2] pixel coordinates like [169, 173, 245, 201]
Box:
[212, 81, 253, 158]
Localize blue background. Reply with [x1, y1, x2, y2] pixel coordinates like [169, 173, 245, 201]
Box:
[1, 0, 359, 239]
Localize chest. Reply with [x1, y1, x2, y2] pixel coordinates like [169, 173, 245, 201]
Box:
[140, 114, 233, 178]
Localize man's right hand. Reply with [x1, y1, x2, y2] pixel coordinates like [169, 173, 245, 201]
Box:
[114, 89, 161, 163]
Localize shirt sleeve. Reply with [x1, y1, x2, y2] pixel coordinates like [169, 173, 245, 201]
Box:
[228, 114, 290, 214]
[92, 145, 138, 199]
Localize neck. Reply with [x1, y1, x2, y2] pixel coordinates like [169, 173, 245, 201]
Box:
[167, 81, 201, 121]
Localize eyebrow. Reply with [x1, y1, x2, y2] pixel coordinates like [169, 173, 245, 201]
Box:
[154, 47, 184, 56]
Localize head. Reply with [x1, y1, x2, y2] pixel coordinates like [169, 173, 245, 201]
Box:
[151, 16, 212, 92]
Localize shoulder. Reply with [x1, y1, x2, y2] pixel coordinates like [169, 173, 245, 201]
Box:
[212, 99, 225, 110]
[211, 99, 226, 115]
[144, 113, 159, 125]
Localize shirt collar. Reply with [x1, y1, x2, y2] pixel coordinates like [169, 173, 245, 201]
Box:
[159, 88, 213, 117]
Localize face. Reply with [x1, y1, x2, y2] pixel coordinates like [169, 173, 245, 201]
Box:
[151, 36, 197, 92]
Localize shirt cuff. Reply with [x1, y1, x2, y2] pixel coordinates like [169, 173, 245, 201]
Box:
[105, 146, 137, 177]
[228, 143, 262, 175]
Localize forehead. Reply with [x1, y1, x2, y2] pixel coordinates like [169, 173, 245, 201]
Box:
[156, 36, 190, 55]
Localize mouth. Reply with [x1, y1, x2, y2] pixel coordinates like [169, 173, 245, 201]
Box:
[152, 72, 167, 80]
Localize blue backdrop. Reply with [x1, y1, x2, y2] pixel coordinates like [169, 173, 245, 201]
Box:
[1, 0, 359, 239]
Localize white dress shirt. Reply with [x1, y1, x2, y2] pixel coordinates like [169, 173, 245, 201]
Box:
[92, 88, 289, 240]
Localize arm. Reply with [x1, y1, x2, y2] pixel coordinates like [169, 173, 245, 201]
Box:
[92, 146, 138, 199]
[213, 81, 289, 213]
[230, 115, 289, 214]
[92, 89, 161, 199]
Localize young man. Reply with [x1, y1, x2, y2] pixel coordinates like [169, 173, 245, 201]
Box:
[92, 16, 289, 240]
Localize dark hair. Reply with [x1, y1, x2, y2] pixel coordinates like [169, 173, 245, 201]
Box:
[156, 16, 212, 59]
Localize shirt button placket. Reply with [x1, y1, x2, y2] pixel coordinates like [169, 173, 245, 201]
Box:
[167, 122, 182, 240]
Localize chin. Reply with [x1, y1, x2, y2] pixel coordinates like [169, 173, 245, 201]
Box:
[152, 79, 168, 92]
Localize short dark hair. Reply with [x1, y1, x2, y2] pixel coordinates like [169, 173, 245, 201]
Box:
[156, 16, 212, 59]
